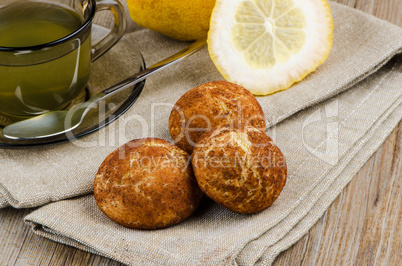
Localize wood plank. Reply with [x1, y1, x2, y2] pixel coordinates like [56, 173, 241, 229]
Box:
[334, 0, 401, 26]
[0, 208, 32, 265]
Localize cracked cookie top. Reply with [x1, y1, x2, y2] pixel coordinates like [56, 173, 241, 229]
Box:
[94, 138, 203, 229]
[169, 81, 266, 154]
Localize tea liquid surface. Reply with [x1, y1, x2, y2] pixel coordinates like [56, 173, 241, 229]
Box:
[0, 1, 91, 117]
[0, 1, 84, 47]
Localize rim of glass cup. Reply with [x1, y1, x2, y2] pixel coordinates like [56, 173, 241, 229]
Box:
[0, 0, 96, 52]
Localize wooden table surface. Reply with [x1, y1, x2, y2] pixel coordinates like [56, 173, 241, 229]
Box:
[0, 0, 401, 265]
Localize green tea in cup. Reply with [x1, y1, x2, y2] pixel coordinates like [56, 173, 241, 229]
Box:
[0, 0, 127, 118]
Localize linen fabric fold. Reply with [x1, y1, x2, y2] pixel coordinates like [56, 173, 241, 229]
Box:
[1, 2, 401, 209]
[24, 55, 402, 264]
[1, 1, 402, 265]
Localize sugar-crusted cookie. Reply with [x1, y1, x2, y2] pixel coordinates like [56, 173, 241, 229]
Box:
[94, 138, 203, 229]
[192, 125, 286, 214]
[169, 80, 266, 154]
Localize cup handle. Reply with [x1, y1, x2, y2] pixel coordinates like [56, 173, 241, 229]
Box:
[91, 0, 127, 61]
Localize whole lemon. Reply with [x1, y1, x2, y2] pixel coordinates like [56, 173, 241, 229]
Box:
[127, 0, 216, 41]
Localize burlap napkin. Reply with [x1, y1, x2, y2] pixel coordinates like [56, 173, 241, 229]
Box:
[1, 1, 401, 264]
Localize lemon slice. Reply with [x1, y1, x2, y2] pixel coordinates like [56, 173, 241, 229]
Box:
[208, 0, 333, 95]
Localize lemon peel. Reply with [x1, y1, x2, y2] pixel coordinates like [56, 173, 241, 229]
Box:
[127, 0, 216, 41]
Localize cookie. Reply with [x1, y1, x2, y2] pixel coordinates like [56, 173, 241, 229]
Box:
[94, 138, 203, 229]
[169, 80, 266, 154]
[192, 125, 286, 214]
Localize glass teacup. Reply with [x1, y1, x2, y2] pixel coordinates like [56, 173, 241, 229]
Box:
[0, 0, 126, 118]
